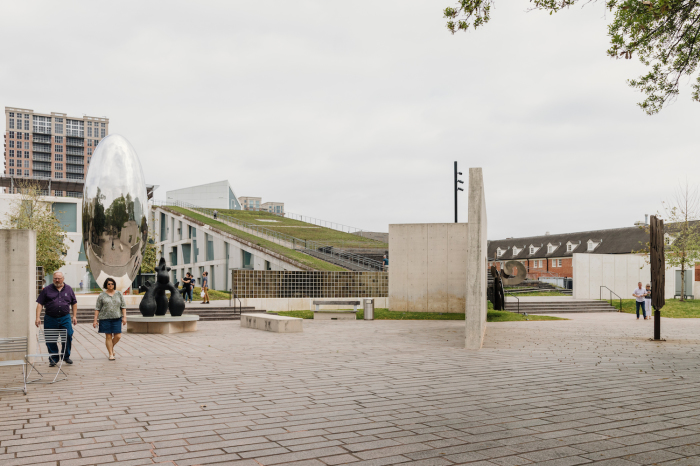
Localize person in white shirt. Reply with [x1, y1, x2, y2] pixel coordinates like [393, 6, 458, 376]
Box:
[632, 282, 646, 320]
[644, 284, 652, 320]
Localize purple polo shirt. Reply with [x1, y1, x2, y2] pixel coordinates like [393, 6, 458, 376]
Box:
[37, 283, 77, 318]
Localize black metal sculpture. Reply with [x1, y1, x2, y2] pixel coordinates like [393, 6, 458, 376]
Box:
[138, 257, 186, 317]
[650, 215, 665, 340]
[488, 261, 527, 311]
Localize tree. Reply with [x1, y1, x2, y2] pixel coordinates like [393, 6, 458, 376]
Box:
[3, 180, 72, 275]
[661, 183, 700, 301]
[444, 0, 700, 114]
[140, 233, 158, 273]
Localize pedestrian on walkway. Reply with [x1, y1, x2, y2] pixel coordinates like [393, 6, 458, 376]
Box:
[182, 272, 194, 303]
[632, 282, 646, 320]
[35, 271, 77, 366]
[201, 271, 210, 304]
[93, 278, 127, 361]
[644, 283, 653, 320]
[213, 210, 218, 219]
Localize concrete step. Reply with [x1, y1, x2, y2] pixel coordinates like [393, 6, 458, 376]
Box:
[503, 300, 618, 313]
[54, 308, 266, 323]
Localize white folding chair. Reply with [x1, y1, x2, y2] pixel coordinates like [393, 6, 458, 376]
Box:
[0, 337, 29, 395]
[26, 329, 68, 384]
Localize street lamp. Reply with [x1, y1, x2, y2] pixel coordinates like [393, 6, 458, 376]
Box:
[454, 161, 464, 223]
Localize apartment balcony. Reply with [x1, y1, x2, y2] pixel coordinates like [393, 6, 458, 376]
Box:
[66, 138, 83, 147]
[33, 127, 52, 135]
[33, 145, 51, 153]
[33, 135, 51, 144]
[65, 130, 84, 138]
[33, 170, 51, 179]
[66, 147, 84, 156]
[66, 156, 84, 165]
[66, 166, 84, 174]
[33, 154, 51, 162]
[66, 173, 83, 180]
[32, 162, 51, 171]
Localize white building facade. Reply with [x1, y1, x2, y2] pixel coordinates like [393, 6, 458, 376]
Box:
[0, 193, 87, 290]
[166, 180, 241, 210]
[153, 207, 305, 291]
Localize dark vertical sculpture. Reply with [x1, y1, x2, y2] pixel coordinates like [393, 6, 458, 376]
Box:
[650, 215, 665, 340]
[138, 257, 186, 317]
[488, 261, 526, 311]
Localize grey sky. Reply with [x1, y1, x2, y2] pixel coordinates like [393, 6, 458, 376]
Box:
[1, 1, 697, 239]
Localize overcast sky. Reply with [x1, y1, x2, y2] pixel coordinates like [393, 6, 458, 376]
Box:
[1, 1, 697, 239]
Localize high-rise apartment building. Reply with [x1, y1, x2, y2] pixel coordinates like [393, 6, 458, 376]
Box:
[3, 106, 109, 195]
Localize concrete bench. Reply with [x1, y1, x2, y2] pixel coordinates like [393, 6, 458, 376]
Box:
[241, 314, 303, 333]
[312, 300, 361, 320]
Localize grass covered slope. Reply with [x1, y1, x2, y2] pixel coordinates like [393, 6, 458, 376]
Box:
[617, 298, 700, 318]
[217, 209, 387, 249]
[274, 309, 565, 321]
[167, 206, 345, 271]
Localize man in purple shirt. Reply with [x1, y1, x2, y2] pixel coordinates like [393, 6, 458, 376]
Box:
[35, 271, 78, 366]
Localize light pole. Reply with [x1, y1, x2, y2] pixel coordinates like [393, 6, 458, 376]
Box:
[454, 161, 464, 223]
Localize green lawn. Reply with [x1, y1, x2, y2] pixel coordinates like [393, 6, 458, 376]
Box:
[167, 207, 345, 271]
[616, 298, 700, 318]
[273, 308, 565, 322]
[216, 209, 388, 249]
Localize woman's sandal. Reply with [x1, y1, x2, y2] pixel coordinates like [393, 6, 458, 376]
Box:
[109, 355, 116, 361]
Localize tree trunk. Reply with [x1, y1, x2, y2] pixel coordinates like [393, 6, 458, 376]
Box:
[680, 266, 685, 302]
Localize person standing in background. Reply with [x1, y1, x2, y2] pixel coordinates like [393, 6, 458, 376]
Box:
[632, 282, 646, 320]
[644, 284, 653, 321]
[201, 271, 210, 304]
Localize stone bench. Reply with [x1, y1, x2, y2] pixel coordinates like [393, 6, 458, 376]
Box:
[312, 301, 361, 320]
[127, 314, 199, 334]
[241, 314, 303, 333]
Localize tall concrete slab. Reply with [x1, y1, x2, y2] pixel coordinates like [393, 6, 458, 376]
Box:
[0, 230, 37, 361]
[388, 223, 468, 314]
[465, 168, 487, 350]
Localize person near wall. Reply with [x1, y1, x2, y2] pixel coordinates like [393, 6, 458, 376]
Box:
[644, 284, 652, 320]
[93, 278, 127, 361]
[632, 282, 647, 320]
[382, 254, 389, 271]
[201, 271, 210, 304]
[182, 272, 194, 303]
[35, 271, 78, 366]
[213, 210, 218, 219]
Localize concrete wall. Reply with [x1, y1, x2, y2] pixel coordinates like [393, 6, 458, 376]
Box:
[388, 223, 469, 313]
[241, 297, 388, 312]
[465, 168, 487, 350]
[0, 230, 37, 361]
[166, 180, 240, 210]
[572, 253, 676, 300]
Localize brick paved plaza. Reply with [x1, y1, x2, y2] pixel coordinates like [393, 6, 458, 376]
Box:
[2, 314, 700, 466]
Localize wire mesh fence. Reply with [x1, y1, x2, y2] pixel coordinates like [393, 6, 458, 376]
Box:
[232, 270, 388, 298]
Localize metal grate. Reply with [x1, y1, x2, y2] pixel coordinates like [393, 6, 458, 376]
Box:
[36, 266, 44, 297]
[232, 270, 388, 298]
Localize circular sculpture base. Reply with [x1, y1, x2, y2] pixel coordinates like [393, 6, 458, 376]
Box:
[127, 314, 199, 334]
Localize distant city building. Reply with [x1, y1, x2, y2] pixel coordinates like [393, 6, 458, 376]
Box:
[3, 106, 109, 196]
[166, 180, 241, 210]
[261, 201, 284, 214]
[238, 196, 261, 211]
[239, 196, 284, 214]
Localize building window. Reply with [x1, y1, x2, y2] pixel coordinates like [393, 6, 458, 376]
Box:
[24, 170, 29, 176]
[54, 136, 63, 143]
[55, 163, 63, 170]
[24, 119, 29, 131]
[87, 157, 91, 164]
[9, 160, 14, 167]
[9, 140, 14, 148]
[55, 172, 63, 179]
[529, 246, 535, 254]
[87, 127, 92, 137]
[24, 160, 29, 168]
[566, 244, 573, 252]
[24, 142, 29, 149]
[55, 145, 63, 152]
[24, 133, 29, 140]
[9, 119, 14, 129]
[101, 122, 105, 127]
[87, 148, 92, 155]
[9, 169, 14, 175]
[496, 248, 504, 257]
[101, 128, 105, 138]
[55, 154, 63, 161]
[551, 259, 562, 267]
[9, 131, 14, 138]
[24, 151, 29, 158]
[54, 190, 63, 196]
[55, 123, 63, 134]
[587, 242, 595, 251]
[66, 119, 84, 137]
[9, 150, 14, 157]
[512, 246, 521, 255]
[9, 112, 14, 117]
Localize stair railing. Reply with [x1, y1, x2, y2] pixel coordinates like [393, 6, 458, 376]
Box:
[230, 289, 242, 315]
[504, 291, 520, 314]
[599, 286, 623, 312]
[155, 200, 384, 271]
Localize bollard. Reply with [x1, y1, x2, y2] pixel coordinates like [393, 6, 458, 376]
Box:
[364, 299, 374, 320]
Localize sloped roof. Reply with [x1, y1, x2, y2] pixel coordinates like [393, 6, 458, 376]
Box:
[488, 226, 648, 260]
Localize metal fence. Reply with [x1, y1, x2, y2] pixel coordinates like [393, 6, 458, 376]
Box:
[232, 270, 388, 298]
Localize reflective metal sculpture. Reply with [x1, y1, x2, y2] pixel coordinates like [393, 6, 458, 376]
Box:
[82, 135, 148, 292]
[138, 257, 185, 317]
[488, 261, 526, 311]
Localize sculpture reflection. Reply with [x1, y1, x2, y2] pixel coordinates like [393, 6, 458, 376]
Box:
[82, 135, 148, 292]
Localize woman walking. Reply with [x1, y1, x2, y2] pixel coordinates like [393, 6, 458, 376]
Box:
[93, 278, 127, 360]
[201, 271, 210, 304]
[644, 284, 653, 320]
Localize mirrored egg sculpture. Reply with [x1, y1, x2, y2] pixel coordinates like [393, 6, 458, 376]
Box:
[82, 135, 148, 292]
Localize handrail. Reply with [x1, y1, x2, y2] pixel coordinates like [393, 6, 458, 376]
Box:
[230, 289, 242, 315]
[155, 200, 385, 271]
[504, 291, 520, 314]
[600, 286, 623, 311]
